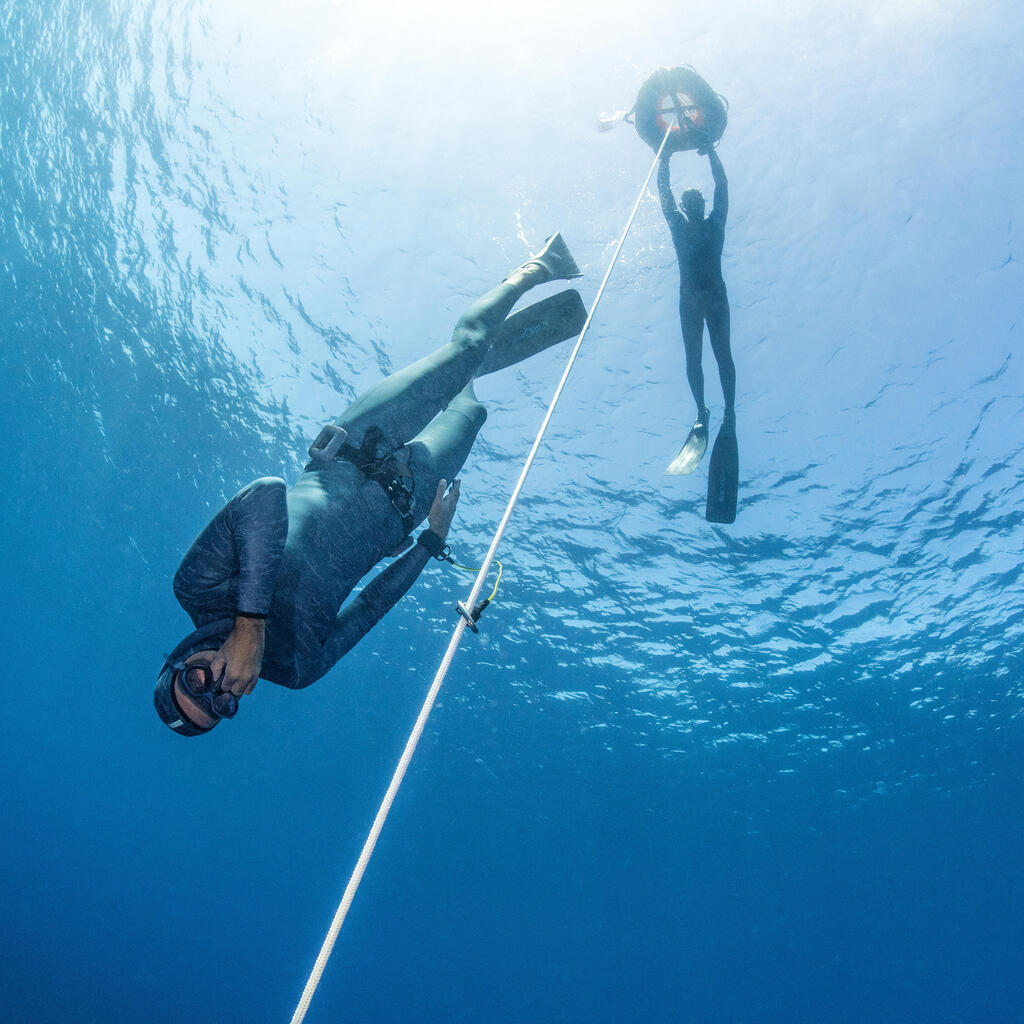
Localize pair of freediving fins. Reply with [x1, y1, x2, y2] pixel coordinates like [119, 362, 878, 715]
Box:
[666, 413, 738, 524]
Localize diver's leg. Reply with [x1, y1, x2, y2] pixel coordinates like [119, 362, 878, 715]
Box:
[403, 384, 488, 525]
[333, 283, 517, 450]
[664, 296, 711, 474]
[706, 290, 735, 422]
[680, 294, 708, 421]
[335, 236, 578, 450]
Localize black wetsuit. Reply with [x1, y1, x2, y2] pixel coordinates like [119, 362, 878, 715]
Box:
[172, 278, 527, 689]
[658, 149, 735, 418]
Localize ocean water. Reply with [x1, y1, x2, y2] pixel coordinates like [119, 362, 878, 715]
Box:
[2, 1, 1023, 1021]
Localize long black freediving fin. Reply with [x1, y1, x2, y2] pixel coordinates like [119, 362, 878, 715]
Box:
[476, 289, 587, 377]
[705, 421, 738, 524]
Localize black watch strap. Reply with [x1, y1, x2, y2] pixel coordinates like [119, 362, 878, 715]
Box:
[417, 529, 447, 558]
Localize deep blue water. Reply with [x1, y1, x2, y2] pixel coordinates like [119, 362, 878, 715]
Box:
[2, 1, 1023, 1021]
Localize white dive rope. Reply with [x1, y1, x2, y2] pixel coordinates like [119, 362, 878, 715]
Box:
[289, 126, 673, 1024]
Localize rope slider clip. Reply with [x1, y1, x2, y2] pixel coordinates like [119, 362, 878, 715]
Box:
[456, 598, 491, 634]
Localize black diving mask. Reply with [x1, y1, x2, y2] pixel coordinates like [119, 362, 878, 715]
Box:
[172, 661, 239, 720]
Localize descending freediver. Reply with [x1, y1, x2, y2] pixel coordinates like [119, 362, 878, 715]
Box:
[153, 234, 585, 736]
[657, 138, 739, 523]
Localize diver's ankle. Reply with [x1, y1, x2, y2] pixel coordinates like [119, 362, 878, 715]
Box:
[504, 262, 549, 290]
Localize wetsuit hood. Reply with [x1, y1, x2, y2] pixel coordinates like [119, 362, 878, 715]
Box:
[153, 618, 234, 737]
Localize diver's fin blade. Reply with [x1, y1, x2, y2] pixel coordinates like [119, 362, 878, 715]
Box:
[476, 289, 587, 377]
[705, 424, 738, 523]
[532, 232, 582, 281]
[665, 420, 708, 475]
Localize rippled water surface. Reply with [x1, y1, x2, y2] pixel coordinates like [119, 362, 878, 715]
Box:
[2, 1, 1022, 1021]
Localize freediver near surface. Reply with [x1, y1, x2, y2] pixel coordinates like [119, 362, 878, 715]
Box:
[658, 138, 738, 522]
[622, 64, 738, 522]
[153, 234, 585, 737]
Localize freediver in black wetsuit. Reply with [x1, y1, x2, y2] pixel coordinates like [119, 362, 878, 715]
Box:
[657, 141, 738, 522]
[154, 234, 585, 737]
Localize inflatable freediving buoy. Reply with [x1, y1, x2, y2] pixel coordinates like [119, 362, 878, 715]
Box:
[631, 66, 728, 155]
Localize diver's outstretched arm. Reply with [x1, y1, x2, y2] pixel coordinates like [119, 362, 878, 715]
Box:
[707, 145, 728, 225]
[319, 541, 435, 668]
[657, 154, 680, 224]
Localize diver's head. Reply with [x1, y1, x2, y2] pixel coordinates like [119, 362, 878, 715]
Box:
[154, 624, 236, 737]
[681, 187, 705, 219]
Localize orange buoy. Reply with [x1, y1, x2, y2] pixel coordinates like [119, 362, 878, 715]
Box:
[632, 66, 727, 155]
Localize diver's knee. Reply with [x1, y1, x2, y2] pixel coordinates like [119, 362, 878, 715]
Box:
[451, 314, 489, 354]
[449, 391, 487, 429]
